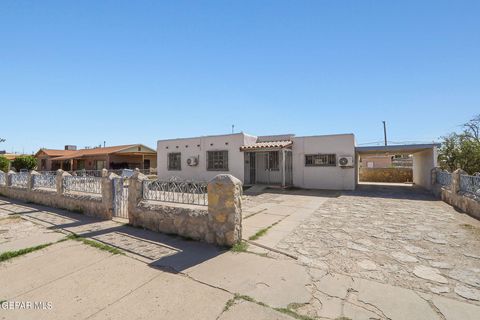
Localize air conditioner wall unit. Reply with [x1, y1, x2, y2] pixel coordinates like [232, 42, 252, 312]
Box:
[187, 156, 199, 166]
[338, 156, 354, 167]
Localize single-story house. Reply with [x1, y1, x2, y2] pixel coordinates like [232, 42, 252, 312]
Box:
[157, 133, 440, 191]
[157, 133, 357, 190]
[35, 144, 157, 172]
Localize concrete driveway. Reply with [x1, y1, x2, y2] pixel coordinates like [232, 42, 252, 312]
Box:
[242, 184, 480, 319]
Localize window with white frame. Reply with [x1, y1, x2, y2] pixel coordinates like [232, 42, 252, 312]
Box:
[207, 150, 228, 171]
[168, 152, 181, 171]
[305, 154, 336, 167]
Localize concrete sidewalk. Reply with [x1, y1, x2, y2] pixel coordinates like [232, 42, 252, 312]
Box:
[0, 197, 309, 320]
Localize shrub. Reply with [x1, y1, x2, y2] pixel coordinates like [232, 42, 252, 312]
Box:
[0, 156, 9, 172]
[11, 155, 37, 171]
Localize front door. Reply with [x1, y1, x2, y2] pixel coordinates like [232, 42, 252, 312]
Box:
[244, 152, 256, 185]
[256, 151, 282, 185]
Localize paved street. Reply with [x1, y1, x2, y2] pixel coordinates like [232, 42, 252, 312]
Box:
[1, 185, 480, 319]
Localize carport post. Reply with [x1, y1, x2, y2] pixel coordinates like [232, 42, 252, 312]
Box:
[282, 149, 286, 187]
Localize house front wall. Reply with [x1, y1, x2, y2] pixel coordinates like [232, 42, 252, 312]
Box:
[36, 155, 53, 171]
[157, 133, 256, 182]
[292, 134, 356, 190]
[157, 132, 356, 190]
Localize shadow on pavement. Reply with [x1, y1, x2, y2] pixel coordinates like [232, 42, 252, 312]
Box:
[245, 187, 341, 198]
[0, 195, 225, 273]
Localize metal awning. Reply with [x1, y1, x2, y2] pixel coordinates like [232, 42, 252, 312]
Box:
[240, 140, 293, 152]
[356, 143, 440, 155]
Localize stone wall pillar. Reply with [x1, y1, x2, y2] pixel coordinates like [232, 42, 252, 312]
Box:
[207, 174, 243, 246]
[127, 170, 148, 224]
[56, 169, 70, 195]
[451, 169, 466, 194]
[29, 170, 40, 191]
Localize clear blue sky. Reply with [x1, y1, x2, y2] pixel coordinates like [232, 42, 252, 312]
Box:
[1, 1, 479, 154]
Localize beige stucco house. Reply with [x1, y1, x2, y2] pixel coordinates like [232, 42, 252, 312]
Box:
[157, 133, 439, 191]
[157, 133, 356, 190]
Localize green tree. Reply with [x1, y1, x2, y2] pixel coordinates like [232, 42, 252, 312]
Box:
[438, 115, 480, 174]
[11, 155, 37, 172]
[0, 156, 9, 172]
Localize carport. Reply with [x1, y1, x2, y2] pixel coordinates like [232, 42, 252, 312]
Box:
[355, 143, 440, 190]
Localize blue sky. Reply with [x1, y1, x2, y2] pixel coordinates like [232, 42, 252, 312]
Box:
[1, 1, 479, 154]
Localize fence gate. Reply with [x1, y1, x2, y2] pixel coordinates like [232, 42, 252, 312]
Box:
[113, 177, 129, 219]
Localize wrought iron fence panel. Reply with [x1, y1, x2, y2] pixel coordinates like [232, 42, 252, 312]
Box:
[460, 174, 480, 196]
[71, 169, 153, 177]
[11, 173, 29, 188]
[33, 173, 56, 190]
[436, 171, 452, 189]
[37, 171, 58, 176]
[0, 172, 5, 186]
[63, 176, 102, 194]
[72, 170, 103, 177]
[143, 179, 208, 206]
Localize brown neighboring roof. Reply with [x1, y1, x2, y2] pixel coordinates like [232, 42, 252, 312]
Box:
[2, 153, 29, 161]
[36, 149, 77, 157]
[39, 144, 155, 161]
[240, 140, 293, 151]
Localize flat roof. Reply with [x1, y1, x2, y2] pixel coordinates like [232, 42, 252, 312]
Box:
[295, 133, 354, 139]
[157, 132, 250, 142]
[356, 143, 440, 155]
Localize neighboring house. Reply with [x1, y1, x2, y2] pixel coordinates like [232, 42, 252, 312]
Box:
[35, 144, 157, 172]
[1, 153, 30, 161]
[157, 133, 356, 190]
[360, 154, 392, 168]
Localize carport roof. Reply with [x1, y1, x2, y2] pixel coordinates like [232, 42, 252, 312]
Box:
[356, 143, 440, 155]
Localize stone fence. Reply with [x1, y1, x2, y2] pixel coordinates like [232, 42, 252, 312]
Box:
[359, 167, 413, 183]
[0, 169, 113, 219]
[128, 173, 242, 246]
[0, 169, 242, 246]
[431, 168, 480, 220]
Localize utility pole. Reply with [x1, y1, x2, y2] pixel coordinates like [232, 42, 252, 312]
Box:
[382, 121, 387, 146]
[232, 125, 234, 134]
